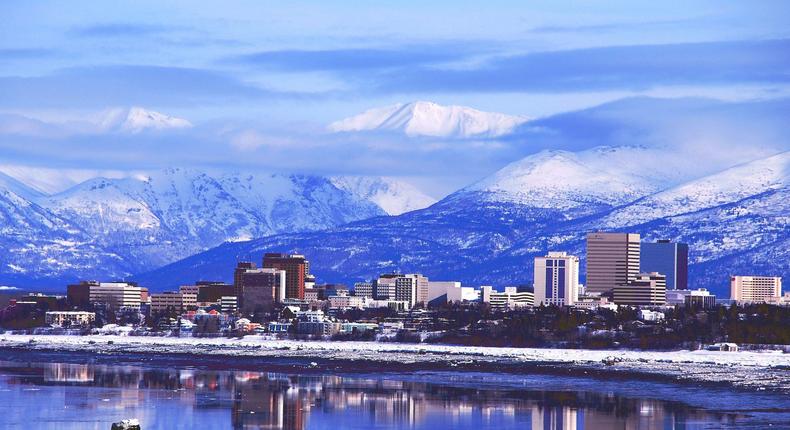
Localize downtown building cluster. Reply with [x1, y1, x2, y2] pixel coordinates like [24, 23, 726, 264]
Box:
[5, 232, 786, 333]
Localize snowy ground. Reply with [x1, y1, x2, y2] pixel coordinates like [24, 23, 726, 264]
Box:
[1, 333, 788, 392]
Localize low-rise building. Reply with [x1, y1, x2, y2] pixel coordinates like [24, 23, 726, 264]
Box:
[328, 294, 367, 310]
[481, 285, 534, 309]
[268, 321, 292, 333]
[340, 322, 378, 334]
[573, 295, 617, 311]
[353, 282, 374, 298]
[220, 296, 238, 313]
[666, 288, 716, 308]
[45, 311, 95, 327]
[638, 309, 665, 322]
[150, 291, 197, 313]
[612, 273, 667, 306]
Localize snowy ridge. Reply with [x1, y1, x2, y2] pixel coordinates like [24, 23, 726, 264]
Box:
[328, 101, 528, 138]
[36, 168, 387, 270]
[0, 171, 44, 201]
[330, 176, 437, 215]
[600, 151, 790, 227]
[463, 147, 682, 210]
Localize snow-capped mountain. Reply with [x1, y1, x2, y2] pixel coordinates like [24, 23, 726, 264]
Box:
[464, 147, 682, 209]
[0, 167, 443, 286]
[0, 183, 131, 285]
[99, 107, 192, 133]
[599, 151, 790, 228]
[35, 169, 387, 272]
[328, 101, 528, 138]
[329, 176, 437, 215]
[135, 149, 789, 296]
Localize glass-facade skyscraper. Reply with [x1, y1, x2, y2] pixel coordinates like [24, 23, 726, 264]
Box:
[640, 240, 688, 290]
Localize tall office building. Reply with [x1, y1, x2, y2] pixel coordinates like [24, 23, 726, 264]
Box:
[238, 268, 286, 312]
[263, 253, 308, 300]
[730, 276, 782, 303]
[374, 274, 429, 307]
[234, 262, 257, 298]
[373, 274, 398, 300]
[534, 252, 580, 306]
[354, 282, 374, 298]
[67, 280, 99, 308]
[640, 240, 688, 290]
[586, 232, 641, 294]
[88, 282, 143, 311]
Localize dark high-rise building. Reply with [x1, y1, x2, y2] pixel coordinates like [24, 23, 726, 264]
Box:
[234, 262, 257, 298]
[640, 240, 688, 290]
[263, 253, 307, 300]
[238, 268, 286, 313]
[67, 280, 98, 309]
[585, 232, 641, 294]
[195, 281, 235, 303]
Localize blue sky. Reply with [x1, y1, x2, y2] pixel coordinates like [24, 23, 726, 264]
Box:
[1, 1, 789, 195]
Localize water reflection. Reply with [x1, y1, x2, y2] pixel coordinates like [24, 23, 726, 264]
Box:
[0, 360, 741, 429]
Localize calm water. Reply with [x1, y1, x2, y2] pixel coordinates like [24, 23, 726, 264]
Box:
[0, 358, 786, 429]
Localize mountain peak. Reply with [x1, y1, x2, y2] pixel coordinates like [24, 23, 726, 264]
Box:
[97, 107, 192, 133]
[121, 107, 192, 133]
[463, 147, 680, 211]
[328, 101, 527, 138]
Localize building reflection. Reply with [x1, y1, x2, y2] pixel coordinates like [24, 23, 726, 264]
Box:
[0, 360, 737, 430]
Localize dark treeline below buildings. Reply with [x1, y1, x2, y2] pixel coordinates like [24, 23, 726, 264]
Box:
[1, 233, 787, 350]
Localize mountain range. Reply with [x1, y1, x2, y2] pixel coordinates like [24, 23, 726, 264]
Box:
[135, 147, 789, 297]
[0, 167, 434, 287]
[0, 99, 787, 297]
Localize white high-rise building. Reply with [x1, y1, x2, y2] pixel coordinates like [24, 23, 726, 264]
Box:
[376, 274, 429, 307]
[534, 252, 580, 306]
[89, 282, 143, 311]
[730, 276, 782, 303]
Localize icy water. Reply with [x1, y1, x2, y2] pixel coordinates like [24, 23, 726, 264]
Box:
[0, 357, 788, 429]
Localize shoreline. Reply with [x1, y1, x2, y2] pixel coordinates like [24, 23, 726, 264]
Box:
[1, 333, 788, 394]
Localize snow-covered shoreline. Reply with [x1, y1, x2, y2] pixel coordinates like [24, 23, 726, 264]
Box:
[2, 333, 788, 393]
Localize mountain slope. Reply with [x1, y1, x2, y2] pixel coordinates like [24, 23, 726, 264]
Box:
[135, 150, 790, 296]
[328, 101, 528, 138]
[329, 176, 437, 215]
[0, 185, 130, 287]
[37, 169, 387, 272]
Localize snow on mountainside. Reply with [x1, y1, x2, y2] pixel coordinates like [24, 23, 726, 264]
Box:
[328, 101, 528, 138]
[330, 176, 437, 215]
[0, 185, 130, 284]
[453, 146, 691, 220]
[36, 169, 386, 272]
[99, 107, 192, 133]
[599, 151, 790, 228]
[0, 171, 44, 201]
